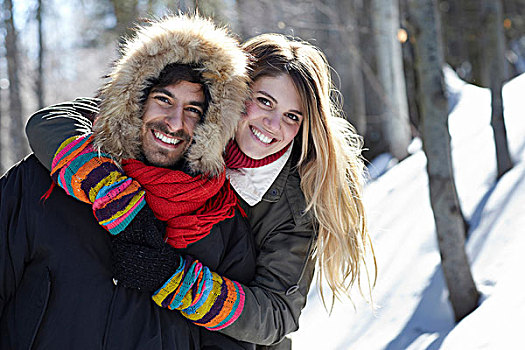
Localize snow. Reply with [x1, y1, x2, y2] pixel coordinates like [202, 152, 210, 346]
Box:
[290, 70, 525, 349]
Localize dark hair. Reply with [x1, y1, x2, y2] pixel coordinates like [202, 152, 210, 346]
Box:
[142, 63, 211, 119]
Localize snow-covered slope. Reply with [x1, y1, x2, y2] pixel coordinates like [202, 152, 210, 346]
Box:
[290, 71, 525, 350]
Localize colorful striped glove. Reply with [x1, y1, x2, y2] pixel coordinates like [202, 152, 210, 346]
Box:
[152, 256, 245, 331]
[50, 133, 146, 234]
[110, 204, 246, 330]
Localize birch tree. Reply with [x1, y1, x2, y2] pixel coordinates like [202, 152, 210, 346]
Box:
[3, 0, 26, 161]
[110, 0, 138, 38]
[0, 47, 2, 171]
[481, 0, 513, 179]
[406, 0, 479, 322]
[323, 0, 367, 135]
[36, 0, 45, 109]
[371, 0, 411, 160]
[343, 0, 367, 135]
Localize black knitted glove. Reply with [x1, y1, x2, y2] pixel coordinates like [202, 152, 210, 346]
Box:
[111, 205, 181, 291]
[112, 205, 166, 247]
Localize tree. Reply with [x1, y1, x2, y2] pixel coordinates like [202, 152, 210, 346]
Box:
[3, 0, 27, 161]
[342, 0, 367, 135]
[406, 0, 480, 322]
[0, 44, 2, 172]
[321, 0, 367, 135]
[481, 0, 513, 179]
[439, 0, 484, 84]
[36, 0, 45, 109]
[109, 0, 139, 38]
[371, 0, 411, 160]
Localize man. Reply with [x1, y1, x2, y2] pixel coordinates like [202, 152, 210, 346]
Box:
[0, 14, 254, 349]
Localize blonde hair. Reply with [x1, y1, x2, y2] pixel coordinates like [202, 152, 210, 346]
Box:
[243, 34, 376, 304]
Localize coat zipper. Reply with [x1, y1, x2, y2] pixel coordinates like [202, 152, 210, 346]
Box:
[102, 284, 120, 350]
[28, 269, 51, 350]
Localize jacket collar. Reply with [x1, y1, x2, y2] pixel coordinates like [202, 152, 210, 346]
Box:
[227, 142, 292, 206]
[261, 152, 291, 203]
[262, 140, 301, 202]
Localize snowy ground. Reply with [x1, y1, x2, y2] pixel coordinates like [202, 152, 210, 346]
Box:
[290, 70, 525, 350]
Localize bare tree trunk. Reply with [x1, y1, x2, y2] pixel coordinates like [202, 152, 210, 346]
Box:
[340, 0, 367, 135]
[147, 0, 155, 14]
[110, 0, 139, 38]
[0, 55, 2, 172]
[439, 1, 465, 71]
[399, 0, 420, 132]
[309, 0, 367, 135]
[406, 0, 479, 322]
[482, 0, 513, 179]
[36, 0, 45, 109]
[462, 0, 484, 85]
[233, 0, 248, 40]
[371, 0, 411, 160]
[235, 0, 275, 41]
[3, 0, 27, 161]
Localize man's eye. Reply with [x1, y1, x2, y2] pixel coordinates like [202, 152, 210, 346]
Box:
[257, 97, 271, 107]
[186, 107, 203, 117]
[154, 95, 170, 104]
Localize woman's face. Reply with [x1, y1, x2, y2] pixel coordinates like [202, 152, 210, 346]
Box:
[235, 74, 304, 159]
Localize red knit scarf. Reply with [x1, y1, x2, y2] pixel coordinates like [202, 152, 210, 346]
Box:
[224, 139, 291, 169]
[122, 159, 238, 249]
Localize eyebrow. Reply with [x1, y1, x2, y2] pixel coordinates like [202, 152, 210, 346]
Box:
[151, 87, 205, 108]
[258, 90, 303, 116]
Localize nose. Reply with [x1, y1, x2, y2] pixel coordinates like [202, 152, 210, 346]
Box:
[164, 107, 184, 132]
[262, 111, 281, 132]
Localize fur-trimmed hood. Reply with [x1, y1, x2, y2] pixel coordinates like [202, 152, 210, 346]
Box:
[92, 14, 248, 176]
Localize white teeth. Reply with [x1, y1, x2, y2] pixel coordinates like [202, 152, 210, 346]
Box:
[251, 127, 272, 144]
[154, 131, 181, 145]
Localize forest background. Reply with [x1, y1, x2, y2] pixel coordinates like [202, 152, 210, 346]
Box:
[1, 0, 524, 171]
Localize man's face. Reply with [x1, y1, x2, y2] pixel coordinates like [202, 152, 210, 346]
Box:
[141, 80, 205, 167]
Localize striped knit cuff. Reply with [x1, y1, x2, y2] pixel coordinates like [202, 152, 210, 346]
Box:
[51, 133, 146, 234]
[152, 256, 245, 330]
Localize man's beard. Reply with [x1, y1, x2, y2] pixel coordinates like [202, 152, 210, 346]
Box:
[141, 120, 192, 169]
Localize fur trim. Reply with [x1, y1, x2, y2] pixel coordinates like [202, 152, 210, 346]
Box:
[92, 14, 248, 177]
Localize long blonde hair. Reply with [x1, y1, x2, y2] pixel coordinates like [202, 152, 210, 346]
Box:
[243, 34, 376, 303]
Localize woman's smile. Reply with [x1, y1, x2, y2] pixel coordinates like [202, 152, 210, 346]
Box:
[235, 74, 303, 159]
[249, 126, 274, 145]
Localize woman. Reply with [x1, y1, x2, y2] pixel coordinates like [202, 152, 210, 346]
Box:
[26, 31, 375, 348]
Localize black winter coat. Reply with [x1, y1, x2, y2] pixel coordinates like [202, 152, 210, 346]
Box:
[0, 156, 256, 350]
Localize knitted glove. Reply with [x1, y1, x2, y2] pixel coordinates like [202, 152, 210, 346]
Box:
[50, 133, 145, 234]
[111, 205, 246, 330]
[152, 256, 246, 331]
[111, 205, 181, 291]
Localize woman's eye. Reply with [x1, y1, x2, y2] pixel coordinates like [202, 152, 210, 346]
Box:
[286, 113, 299, 122]
[257, 97, 272, 107]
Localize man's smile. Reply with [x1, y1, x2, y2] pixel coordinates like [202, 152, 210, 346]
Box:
[152, 130, 182, 147]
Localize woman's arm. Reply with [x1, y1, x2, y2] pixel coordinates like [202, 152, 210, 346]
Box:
[217, 159, 317, 345]
[26, 100, 146, 235]
[25, 97, 99, 170]
[217, 222, 315, 344]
